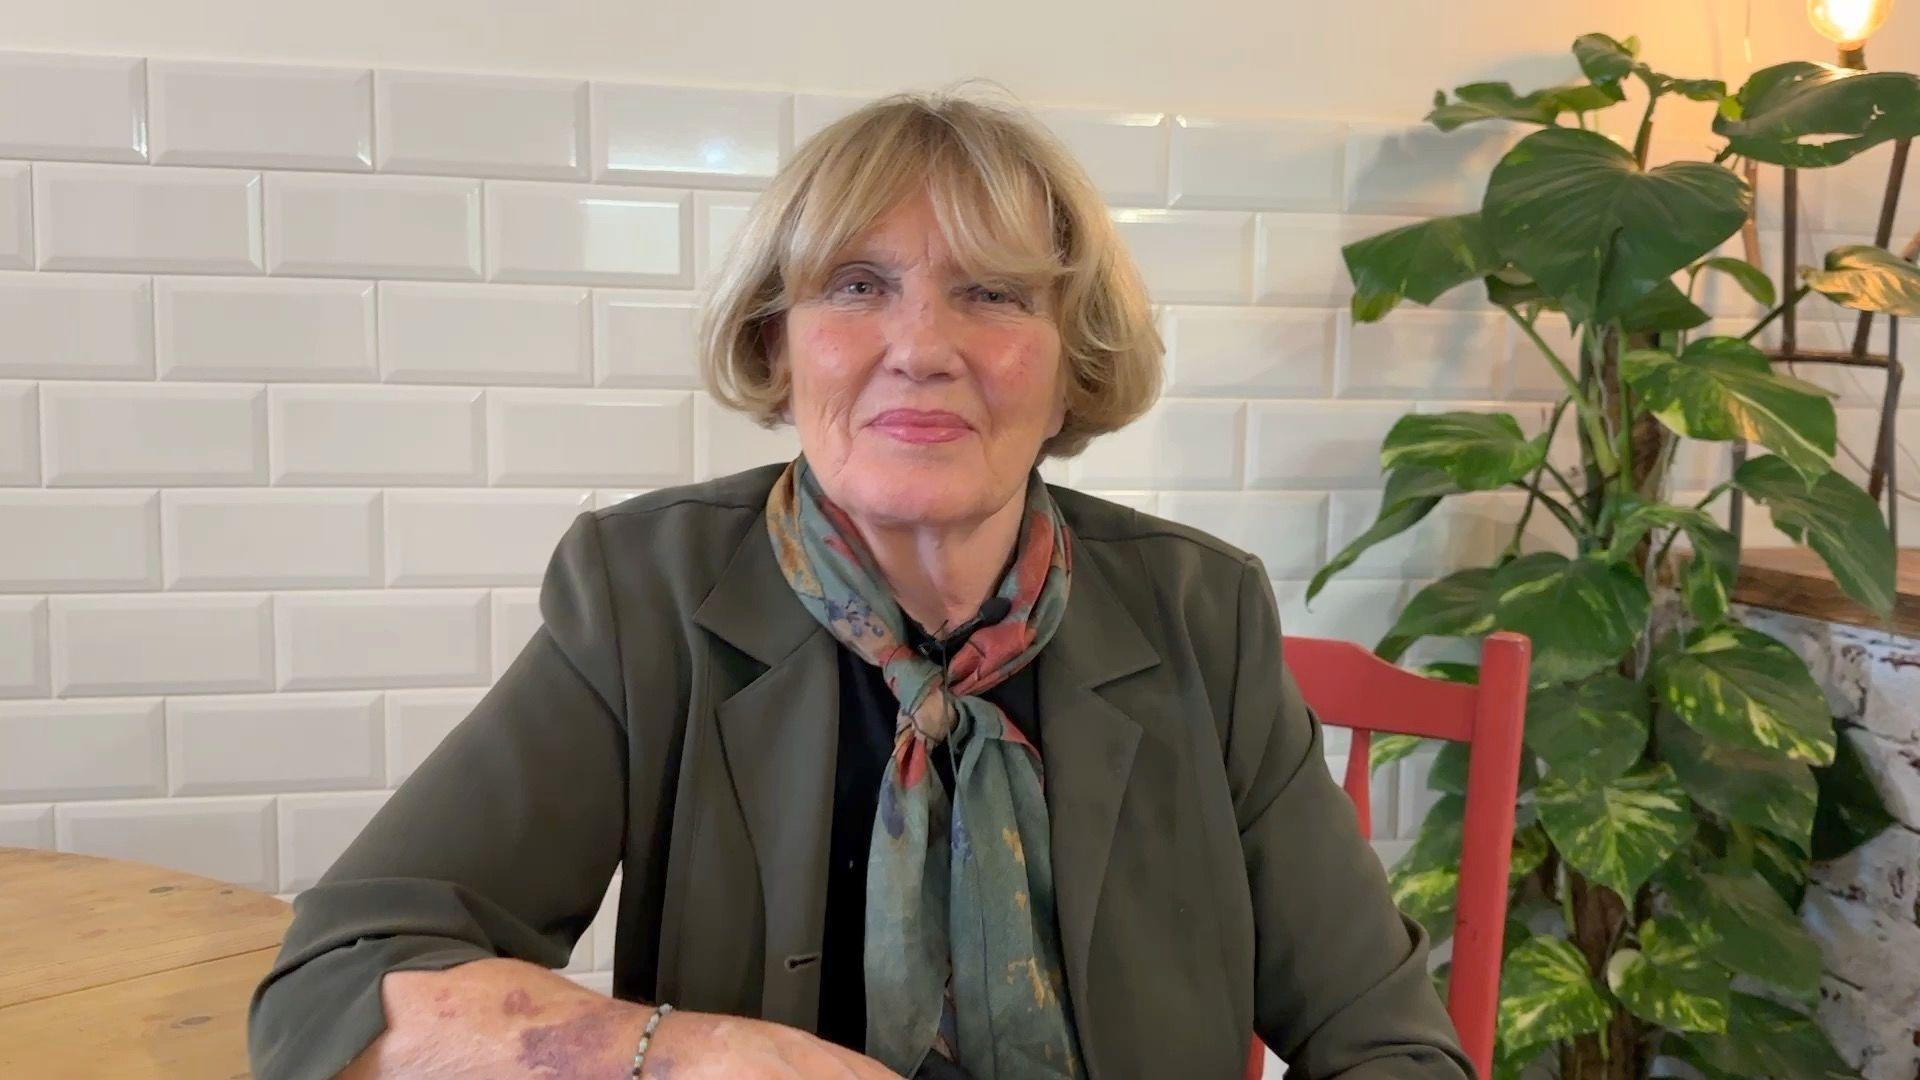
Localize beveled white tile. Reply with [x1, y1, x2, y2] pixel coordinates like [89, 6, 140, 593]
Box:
[384, 490, 590, 586]
[1070, 400, 1244, 489]
[0, 53, 146, 162]
[490, 588, 542, 678]
[1171, 116, 1344, 211]
[1345, 122, 1513, 215]
[595, 489, 652, 510]
[593, 290, 699, 388]
[0, 162, 28, 269]
[278, 791, 391, 891]
[385, 688, 483, 785]
[1247, 400, 1405, 489]
[162, 489, 381, 589]
[1252, 212, 1367, 307]
[34, 163, 262, 273]
[1163, 306, 1335, 397]
[487, 388, 693, 486]
[0, 272, 154, 379]
[0, 490, 160, 591]
[52, 593, 274, 695]
[0, 804, 52, 848]
[1111, 209, 1254, 304]
[592, 83, 788, 188]
[0, 382, 36, 484]
[1272, 576, 1410, 652]
[696, 396, 800, 479]
[694, 191, 755, 288]
[379, 282, 590, 386]
[376, 70, 588, 180]
[1036, 108, 1168, 208]
[791, 94, 869, 145]
[270, 386, 485, 486]
[485, 180, 689, 287]
[275, 589, 489, 690]
[266, 172, 481, 280]
[56, 796, 277, 892]
[1339, 309, 1506, 399]
[1156, 491, 1329, 579]
[0, 597, 48, 698]
[150, 60, 372, 170]
[0, 698, 165, 802]
[157, 277, 376, 382]
[169, 692, 383, 796]
[43, 382, 266, 486]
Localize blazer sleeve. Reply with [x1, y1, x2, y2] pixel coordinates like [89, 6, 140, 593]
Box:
[247, 510, 631, 1080]
[1228, 555, 1476, 1080]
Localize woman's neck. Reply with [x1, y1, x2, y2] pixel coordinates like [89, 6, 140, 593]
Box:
[847, 486, 1028, 637]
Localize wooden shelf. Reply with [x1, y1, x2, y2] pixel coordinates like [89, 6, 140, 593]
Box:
[1699, 547, 1920, 637]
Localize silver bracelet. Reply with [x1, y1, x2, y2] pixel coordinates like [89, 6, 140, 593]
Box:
[629, 1002, 673, 1079]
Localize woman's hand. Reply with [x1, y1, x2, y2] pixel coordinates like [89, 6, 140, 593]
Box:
[643, 1011, 905, 1079]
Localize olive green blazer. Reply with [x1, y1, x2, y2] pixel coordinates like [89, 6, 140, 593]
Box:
[248, 463, 1472, 1080]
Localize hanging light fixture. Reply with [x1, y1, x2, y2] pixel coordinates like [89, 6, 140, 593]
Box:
[1808, 0, 1895, 67]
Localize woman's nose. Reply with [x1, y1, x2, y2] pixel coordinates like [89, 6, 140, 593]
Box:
[883, 294, 964, 380]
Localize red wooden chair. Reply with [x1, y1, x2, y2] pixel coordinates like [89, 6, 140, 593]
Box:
[1245, 630, 1532, 1080]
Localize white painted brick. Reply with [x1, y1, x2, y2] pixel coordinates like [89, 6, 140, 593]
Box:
[380, 282, 590, 386]
[156, 277, 377, 382]
[0, 52, 146, 163]
[1171, 116, 1343, 212]
[1163, 306, 1334, 397]
[42, 382, 266, 486]
[1810, 825, 1920, 922]
[1111, 209, 1254, 304]
[0, 161, 28, 269]
[1340, 309, 1506, 399]
[385, 687, 483, 785]
[1070, 400, 1243, 490]
[0, 804, 52, 848]
[1156, 492, 1328, 578]
[168, 692, 383, 796]
[150, 60, 372, 170]
[694, 191, 755, 288]
[384, 490, 590, 586]
[276, 589, 489, 690]
[1036, 108, 1168, 208]
[591, 83, 788, 189]
[274, 787, 389, 887]
[0, 698, 164, 802]
[594, 291, 699, 388]
[1246, 401, 1405, 489]
[791, 94, 868, 145]
[270, 385, 484, 485]
[1802, 887, 1920, 1021]
[34, 163, 262, 273]
[162, 489, 381, 589]
[1252, 213, 1350, 307]
[0, 272, 153, 380]
[376, 70, 587, 180]
[491, 588, 543, 679]
[0, 597, 48, 698]
[485, 181, 689, 287]
[1272, 576, 1410, 652]
[266, 172, 482, 280]
[1851, 727, 1920, 828]
[1344, 122, 1512, 215]
[487, 388, 694, 486]
[57, 796, 277, 892]
[696, 396, 801, 480]
[0, 490, 159, 591]
[0, 382, 37, 484]
[52, 593, 273, 695]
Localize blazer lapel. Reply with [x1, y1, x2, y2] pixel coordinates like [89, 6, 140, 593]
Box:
[694, 509, 840, 1029]
[1037, 544, 1160, 1078]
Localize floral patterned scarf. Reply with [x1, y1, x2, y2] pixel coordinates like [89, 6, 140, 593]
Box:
[765, 455, 1084, 1079]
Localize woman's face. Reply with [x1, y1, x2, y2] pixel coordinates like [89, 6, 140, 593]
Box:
[775, 191, 1066, 531]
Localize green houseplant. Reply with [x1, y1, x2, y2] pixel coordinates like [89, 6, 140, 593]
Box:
[1323, 33, 1910, 1080]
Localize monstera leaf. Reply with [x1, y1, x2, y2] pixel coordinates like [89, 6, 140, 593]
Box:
[1736, 455, 1897, 618]
[1573, 32, 1725, 102]
[1536, 763, 1694, 898]
[1344, 213, 1500, 321]
[1662, 864, 1824, 1000]
[1717, 60, 1920, 167]
[1620, 336, 1837, 485]
[1658, 709, 1818, 855]
[1427, 81, 1621, 132]
[1694, 255, 1777, 308]
[1484, 128, 1749, 322]
[1307, 465, 1459, 603]
[1380, 411, 1548, 490]
[1496, 935, 1614, 1052]
[1525, 671, 1649, 783]
[1605, 916, 1731, 1034]
[1652, 623, 1836, 766]
[1802, 243, 1920, 316]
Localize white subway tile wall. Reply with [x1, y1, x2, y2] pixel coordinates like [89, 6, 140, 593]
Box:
[1, 49, 1907, 1002]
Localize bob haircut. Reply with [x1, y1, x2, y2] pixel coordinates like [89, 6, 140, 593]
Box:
[697, 87, 1163, 459]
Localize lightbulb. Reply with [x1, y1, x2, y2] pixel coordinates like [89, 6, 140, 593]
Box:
[1808, 0, 1894, 47]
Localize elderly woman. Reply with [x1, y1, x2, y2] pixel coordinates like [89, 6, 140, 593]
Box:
[248, 91, 1471, 1080]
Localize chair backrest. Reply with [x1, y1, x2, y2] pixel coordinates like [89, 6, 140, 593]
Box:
[1245, 630, 1531, 1080]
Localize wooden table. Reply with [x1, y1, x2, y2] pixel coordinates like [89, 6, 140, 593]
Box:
[0, 847, 293, 1079]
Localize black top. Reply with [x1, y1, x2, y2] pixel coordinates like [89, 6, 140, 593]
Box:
[815, 623, 1043, 1059]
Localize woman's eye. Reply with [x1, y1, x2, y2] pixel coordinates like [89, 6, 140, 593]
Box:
[973, 285, 1025, 306]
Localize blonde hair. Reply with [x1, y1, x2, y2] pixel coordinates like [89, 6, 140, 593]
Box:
[697, 86, 1163, 458]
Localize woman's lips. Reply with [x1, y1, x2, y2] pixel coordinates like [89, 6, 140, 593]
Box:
[867, 409, 972, 444]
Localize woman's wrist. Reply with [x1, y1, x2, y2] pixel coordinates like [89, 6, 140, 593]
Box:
[627, 1002, 674, 1078]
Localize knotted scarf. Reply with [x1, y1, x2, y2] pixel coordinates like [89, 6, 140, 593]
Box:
[765, 455, 1084, 1079]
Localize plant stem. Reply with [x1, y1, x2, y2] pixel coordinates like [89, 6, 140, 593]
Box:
[1505, 307, 1621, 477]
[1742, 283, 1811, 342]
[1511, 481, 1589, 540]
[1632, 92, 1659, 168]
